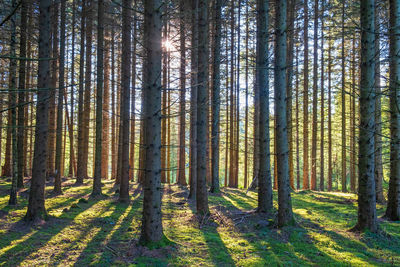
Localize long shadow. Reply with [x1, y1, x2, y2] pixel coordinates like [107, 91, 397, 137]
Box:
[76, 186, 143, 266]
[0, 186, 93, 253]
[49, 200, 128, 266]
[212, 191, 345, 266]
[183, 191, 236, 266]
[0, 197, 99, 266]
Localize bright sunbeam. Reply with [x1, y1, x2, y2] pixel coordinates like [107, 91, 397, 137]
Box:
[163, 39, 174, 51]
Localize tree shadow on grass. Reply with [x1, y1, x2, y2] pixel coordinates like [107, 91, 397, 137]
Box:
[75, 185, 143, 266]
[182, 193, 236, 266]
[0, 197, 99, 266]
[212, 191, 347, 266]
[0, 185, 93, 253]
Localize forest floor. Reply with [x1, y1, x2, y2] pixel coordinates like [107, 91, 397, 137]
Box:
[0, 178, 399, 266]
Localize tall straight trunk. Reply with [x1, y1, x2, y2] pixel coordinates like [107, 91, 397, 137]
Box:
[196, 0, 210, 214]
[82, 0, 93, 181]
[101, 15, 111, 179]
[275, 0, 294, 226]
[228, 0, 235, 188]
[341, 1, 347, 193]
[225, 30, 229, 188]
[69, 0, 76, 178]
[350, 37, 357, 193]
[287, 0, 295, 190]
[327, 36, 332, 191]
[244, 0, 249, 189]
[353, 0, 377, 232]
[311, 0, 318, 190]
[129, 0, 137, 181]
[25, 0, 51, 221]
[295, 35, 300, 189]
[374, 2, 385, 203]
[93, 0, 105, 196]
[54, 0, 66, 194]
[189, 0, 198, 200]
[177, 0, 187, 186]
[8, 0, 18, 205]
[161, 15, 167, 184]
[386, 0, 400, 221]
[119, 0, 132, 203]
[303, 0, 309, 189]
[17, 0, 28, 189]
[167, 47, 171, 184]
[235, 0, 241, 188]
[111, 28, 117, 179]
[140, 0, 164, 244]
[210, 0, 222, 193]
[319, 0, 325, 191]
[48, 0, 59, 179]
[256, 0, 272, 213]
[76, 0, 86, 184]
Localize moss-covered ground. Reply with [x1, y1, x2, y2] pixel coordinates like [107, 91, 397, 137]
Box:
[0, 178, 399, 266]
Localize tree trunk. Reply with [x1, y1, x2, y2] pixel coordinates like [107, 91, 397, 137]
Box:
[119, 0, 132, 203]
[385, 0, 400, 221]
[341, 0, 347, 193]
[93, 0, 105, 196]
[319, 0, 325, 191]
[188, 0, 198, 200]
[374, 1, 385, 203]
[196, 0, 210, 214]
[8, 0, 18, 205]
[139, 0, 164, 244]
[327, 36, 332, 191]
[353, 0, 377, 232]
[54, 0, 66, 194]
[275, 0, 294, 227]
[25, 0, 51, 222]
[287, 0, 295, 190]
[256, 0, 273, 213]
[48, 0, 58, 180]
[69, 0, 76, 178]
[76, 0, 86, 184]
[101, 11, 111, 180]
[311, 0, 318, 191]
[210, 0, 222, 193]
[129, 0, 137, 181]
[303, 0, 309, 190]
[17, 0, 28, 189]
[82, 0, 93, 181]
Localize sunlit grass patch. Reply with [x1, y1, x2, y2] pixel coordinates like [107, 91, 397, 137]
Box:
[0, 179, 398, 266]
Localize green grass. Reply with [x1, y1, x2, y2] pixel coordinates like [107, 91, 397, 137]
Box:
[0, 178, 399, 266]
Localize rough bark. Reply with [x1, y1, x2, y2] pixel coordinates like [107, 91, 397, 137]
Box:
[177, 0, 187, 186]
[256, 0, 273, 213]
[196, 0, 210, 215]
[188, 0, 198, 200]
[119, 0, 132, 203]
[210, 0, 222, 193]
[353, 0, 377, 232]
[139, 0, 164, 244]
[275, 0, 294, 227]
[93, 0, 105, 196]
[386, 0, 400, 221]
[54, 0, 66, 194]
[8, 0, 18, 205]
[303, 0, 309, 189]
[25, 0, 51, 222]
[374, 1, 385, 203]
[17, 0, 28, 189]
[311, 0, 318, 191]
